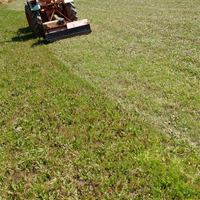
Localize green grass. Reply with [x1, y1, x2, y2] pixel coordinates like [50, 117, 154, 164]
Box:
[0, 0, 200, 199]
[53, 0, 200, 148]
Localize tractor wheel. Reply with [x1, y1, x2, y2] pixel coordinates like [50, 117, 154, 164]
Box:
[25, 5, 34, 30]
[25, 5, 44, 38]
[65, 1, 78, 21]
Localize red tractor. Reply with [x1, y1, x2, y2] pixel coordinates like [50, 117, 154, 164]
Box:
[25, 0, 91, 41]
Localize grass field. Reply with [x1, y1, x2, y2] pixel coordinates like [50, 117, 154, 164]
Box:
[0, 0, 200, 199]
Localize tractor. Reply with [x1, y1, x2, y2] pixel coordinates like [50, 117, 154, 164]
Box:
[25, 0, 91, 41]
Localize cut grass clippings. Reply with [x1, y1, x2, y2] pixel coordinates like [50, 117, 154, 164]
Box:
[52, 0, 200, 149]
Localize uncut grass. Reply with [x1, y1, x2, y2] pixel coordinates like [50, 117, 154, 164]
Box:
[52, 0, 200, 148]
[0, 1, 200, 199]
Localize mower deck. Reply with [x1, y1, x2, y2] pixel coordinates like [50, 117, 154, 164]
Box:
[43, 19, 91, 42]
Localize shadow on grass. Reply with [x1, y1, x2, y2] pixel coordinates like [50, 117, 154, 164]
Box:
[14, 27, 48, 46]
[0, 27, 48, 46]
[13, 27, 36, 42]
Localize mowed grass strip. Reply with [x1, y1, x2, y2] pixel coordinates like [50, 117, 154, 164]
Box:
[51, 0, 200, 149]
[0, 1, 200, 199]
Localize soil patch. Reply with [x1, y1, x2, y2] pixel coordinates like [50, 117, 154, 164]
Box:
[0, 0, 14, 4]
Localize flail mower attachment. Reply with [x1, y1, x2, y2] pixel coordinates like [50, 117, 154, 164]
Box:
[44, 19, 91, 42]
[25, 0, 91, 42]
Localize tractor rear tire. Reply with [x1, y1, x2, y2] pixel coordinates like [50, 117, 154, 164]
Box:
[65, 2, 78, 21]
[25, 5, 44, 38]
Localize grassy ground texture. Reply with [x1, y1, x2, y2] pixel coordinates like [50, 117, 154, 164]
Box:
[0, 0, 200, 199]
